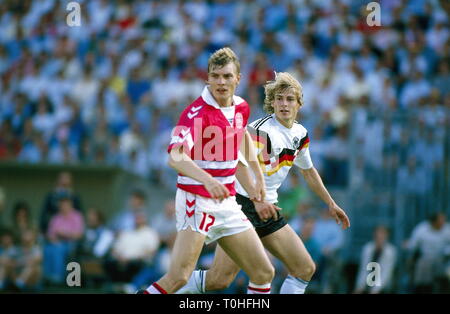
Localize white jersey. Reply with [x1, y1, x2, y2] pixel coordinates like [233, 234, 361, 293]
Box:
[236, 114, 313, 204]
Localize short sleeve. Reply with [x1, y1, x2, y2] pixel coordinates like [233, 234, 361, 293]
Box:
[167, 107, 199, 154]
[247, 126, 271, 157]
[294, 133, 313, 169]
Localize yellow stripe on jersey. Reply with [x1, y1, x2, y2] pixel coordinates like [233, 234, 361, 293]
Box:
[264, 160, 294, 176]
[253, 140, 264, 150]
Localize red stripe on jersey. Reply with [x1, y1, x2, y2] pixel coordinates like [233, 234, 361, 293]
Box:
[202, 168, 237, 177]
[299, 136, 310, 151]
[177, 183, 236, 198]
[270, 154, 295, 168]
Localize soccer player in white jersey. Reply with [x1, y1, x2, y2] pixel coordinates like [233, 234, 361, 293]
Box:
[178, 72, 350, 294]
[138, 48, 277, 294]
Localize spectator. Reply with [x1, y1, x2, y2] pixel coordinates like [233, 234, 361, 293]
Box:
[10, 229, 42, 292]
[40, 171, 83, 234]
[0, 229, 17, 291]
[76, 208, 114, 287]
[109, 189, 149, 234]
[11, 201, 34, 241]
[323, 125, 349, 187]
[354, 226, 397, 294]
[313, 208, 345, 293]
[43, 194, 85, 285]
[151, 200, 177, 249]
[122, 201, 176, 294]
[104, 211, 159, 285]
[407, 212, 450, 293]
[121, 200, 178, 293]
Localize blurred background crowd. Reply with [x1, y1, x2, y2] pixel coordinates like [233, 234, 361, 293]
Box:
[0, 0, 449, 293]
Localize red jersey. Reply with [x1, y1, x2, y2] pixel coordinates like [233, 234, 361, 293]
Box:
[168, 87, 250, 198]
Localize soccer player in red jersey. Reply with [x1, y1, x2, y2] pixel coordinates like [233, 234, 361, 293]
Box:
[139, 48, 276, 294]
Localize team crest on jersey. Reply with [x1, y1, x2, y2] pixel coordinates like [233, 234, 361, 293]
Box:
[235, 113, 243, 129]
[293, 137, 300, 149]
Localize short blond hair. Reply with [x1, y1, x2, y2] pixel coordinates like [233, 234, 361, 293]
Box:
[263, 72, 303, 114]
[208, 47, 240, 74]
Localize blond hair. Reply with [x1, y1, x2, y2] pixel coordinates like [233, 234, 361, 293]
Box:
[263, 72, 304, 114]
[207, 47, 240, 74]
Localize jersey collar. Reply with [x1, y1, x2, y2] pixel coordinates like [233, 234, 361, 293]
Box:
[201, 86, 245, 109]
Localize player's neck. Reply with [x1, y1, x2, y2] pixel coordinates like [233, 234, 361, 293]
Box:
[216, 98, 233, 107]
[275, 116, 294, 129]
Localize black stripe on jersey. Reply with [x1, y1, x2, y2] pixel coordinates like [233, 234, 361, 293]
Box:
[252, 115, 273, 155]
[277, 148, 296, 159]
[253, 115, 272, 130]
[248, 126, 273, 155]
[261, 148, 296, 164]
[258, 128, 272, 155]
[298, 132, 309, 150]
[258, 148, 296, 167]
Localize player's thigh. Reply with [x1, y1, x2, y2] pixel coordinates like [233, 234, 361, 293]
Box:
[261, 224, 315, 275]
[217, 228, 273, 277]
[168, 229, 206, 277]
[208, 244, 241, 282]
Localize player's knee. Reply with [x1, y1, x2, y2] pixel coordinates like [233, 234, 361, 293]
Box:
[252, 264, 275, 284]
[292, 259, 316, 281]
[304, 260, 316, 278]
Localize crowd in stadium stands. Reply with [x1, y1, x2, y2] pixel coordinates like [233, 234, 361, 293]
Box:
[0, 0, 449, 293]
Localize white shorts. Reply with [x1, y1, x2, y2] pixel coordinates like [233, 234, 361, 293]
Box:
[175, 189, 253, 244]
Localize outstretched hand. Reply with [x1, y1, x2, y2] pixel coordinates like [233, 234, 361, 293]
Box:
[329, 203, 350, 230]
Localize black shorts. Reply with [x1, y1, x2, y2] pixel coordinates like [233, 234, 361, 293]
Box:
[236, 193, 287, 238]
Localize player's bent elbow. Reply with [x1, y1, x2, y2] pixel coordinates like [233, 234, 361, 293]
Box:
[168, 152, 181, 169]
[168, 146, 184, 169]
[167, 156, 176, 169]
